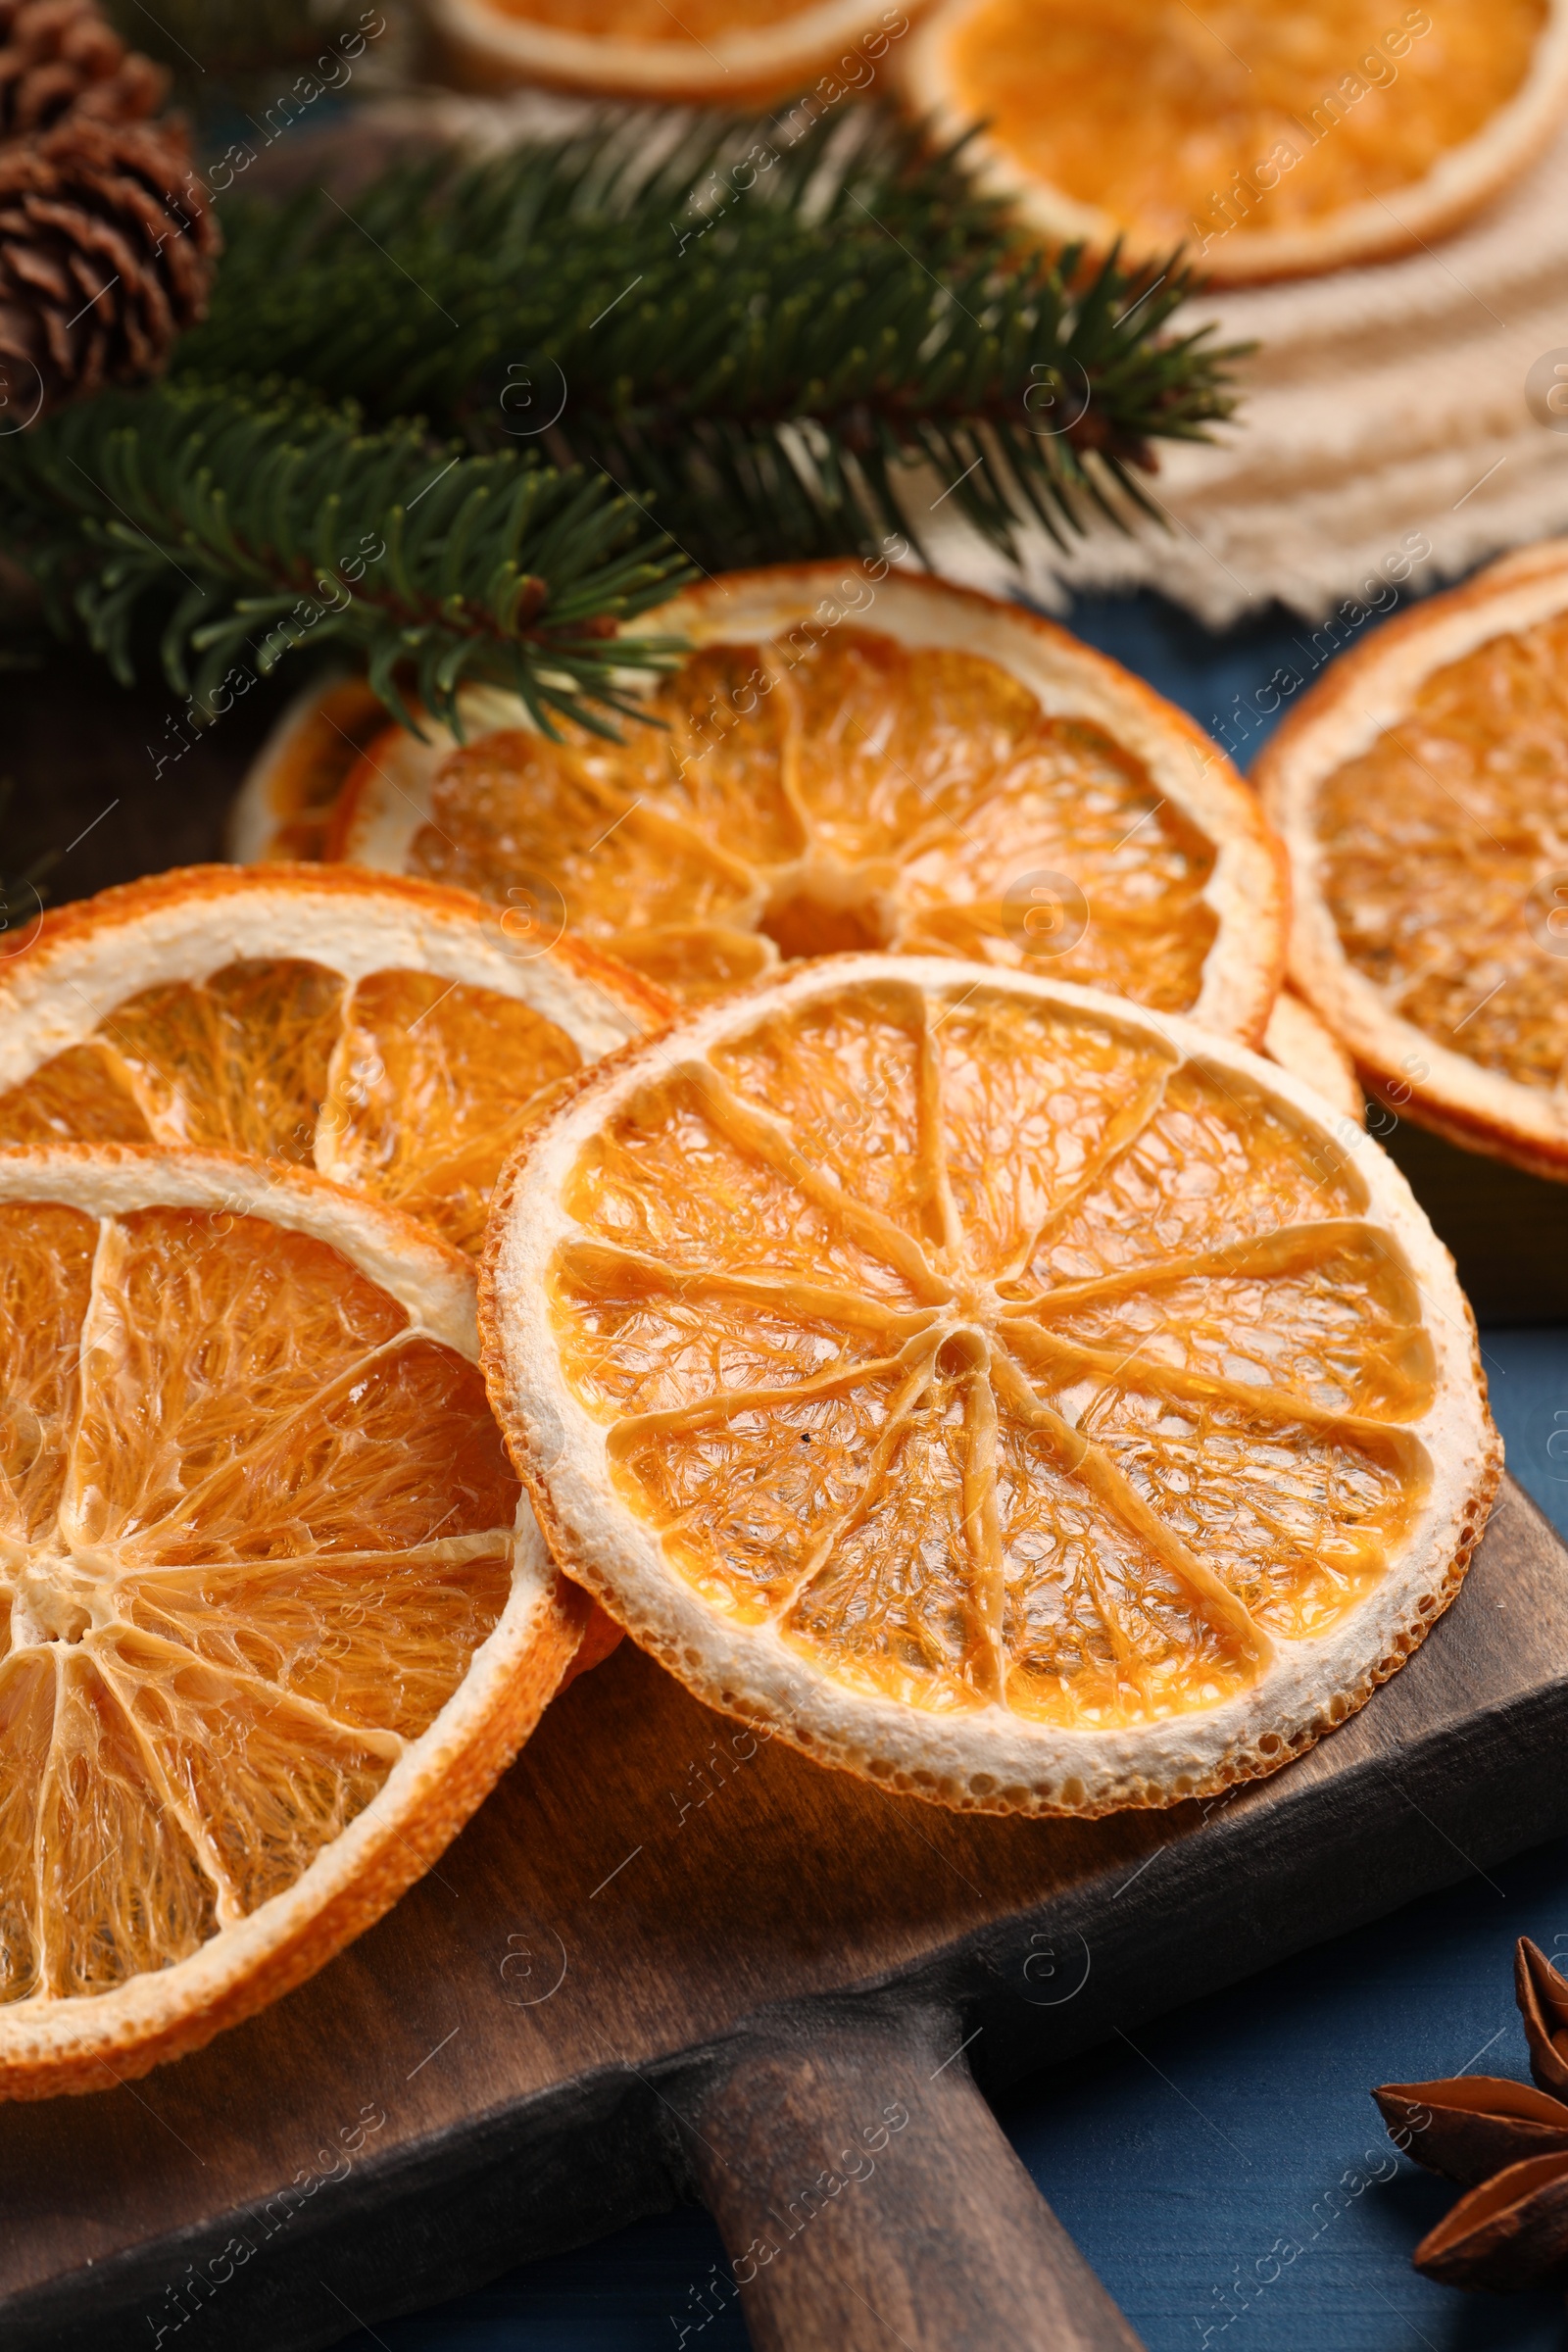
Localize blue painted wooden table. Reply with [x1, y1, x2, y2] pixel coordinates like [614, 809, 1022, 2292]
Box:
[341, 587, 1568, 2352]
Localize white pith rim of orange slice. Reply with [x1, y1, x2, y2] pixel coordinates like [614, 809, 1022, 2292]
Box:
[424, 0, 922, 99]
[1257, 538, 1568, 1178]
[901, 0, 1568, 284]
[0, 863, 663, 1096]
[481, 955, 1496, 1818]
[1264, 988, 1364, 1126]
[0, 1145, 581, 2099]
[308, 564, 1288, 1048]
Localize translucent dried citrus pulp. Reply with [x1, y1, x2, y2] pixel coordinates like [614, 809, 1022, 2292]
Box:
[903, 0, 1568, 283]
[281, 565, 1286, 1043]
[481, 956, 1496, 1818]
[424, 0, 922, 100]
[0, 865, 668, 1256]
[0, 1146, 581, 2099]
[1258, 539, 1568, 1181]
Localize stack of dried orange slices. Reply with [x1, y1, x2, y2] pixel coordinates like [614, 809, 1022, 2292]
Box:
[231, 564, 1358, 1115]
[0, 866, 665, 2095]
[1258, 539, 1568, 1178]
[2, 568, 1498, 2100]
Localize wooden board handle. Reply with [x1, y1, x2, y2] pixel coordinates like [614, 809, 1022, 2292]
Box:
[679, 2004, 1146, 2352]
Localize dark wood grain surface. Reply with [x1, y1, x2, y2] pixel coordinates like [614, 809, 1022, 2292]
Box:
[2, 643, 289, 905]
[4, 1474, 1567, 2351]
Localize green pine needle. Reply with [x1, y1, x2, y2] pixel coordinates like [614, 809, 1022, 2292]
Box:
[0, 381, 692, 736]
[177, 103, 1246, 571]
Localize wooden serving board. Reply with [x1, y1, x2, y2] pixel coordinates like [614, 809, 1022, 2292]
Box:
[5, 1474, 1568, 2352]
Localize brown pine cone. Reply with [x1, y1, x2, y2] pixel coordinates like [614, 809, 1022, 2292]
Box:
[0, 113, 218, 423]
[0, 0, 166, 139]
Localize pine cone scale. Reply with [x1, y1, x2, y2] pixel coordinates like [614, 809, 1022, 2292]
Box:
[4, 238, 70, 298]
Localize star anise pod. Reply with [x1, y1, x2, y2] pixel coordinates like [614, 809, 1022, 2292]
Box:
[1373, 1938, 1568, 2291]
[1413, 2151, 1568, 2291]
[1373, 2076, 1568, 2188]
[1517, 1937, 1568, 2097]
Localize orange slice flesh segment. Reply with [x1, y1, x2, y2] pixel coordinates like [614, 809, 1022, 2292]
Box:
[1317, 616, 1568, 1093]
[0, 1147, 580, 2097]
[0, 866, 668, 1257]
[951, 0, 1540, 236]
[482, 957, 1496, 1817]
[319, 566, 1286, 1045]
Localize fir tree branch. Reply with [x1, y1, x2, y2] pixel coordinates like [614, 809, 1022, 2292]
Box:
[0, 379, 692, 735]
[176, 104, 1246, 571]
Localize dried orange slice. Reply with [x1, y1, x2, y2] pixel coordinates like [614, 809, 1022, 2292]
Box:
[258, 566, 1285, 1044]
[904, 0, 1568, 284]
[425, 0, 921, 100]
[1264, 987, 1363, 1127]
[481, 956, 1495, 1817]
[0, 865, 668, 1256]
[225, 672, 403, 866]
[0, 1144, 582, 2098]
[1258, 540, 1568, 1181]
